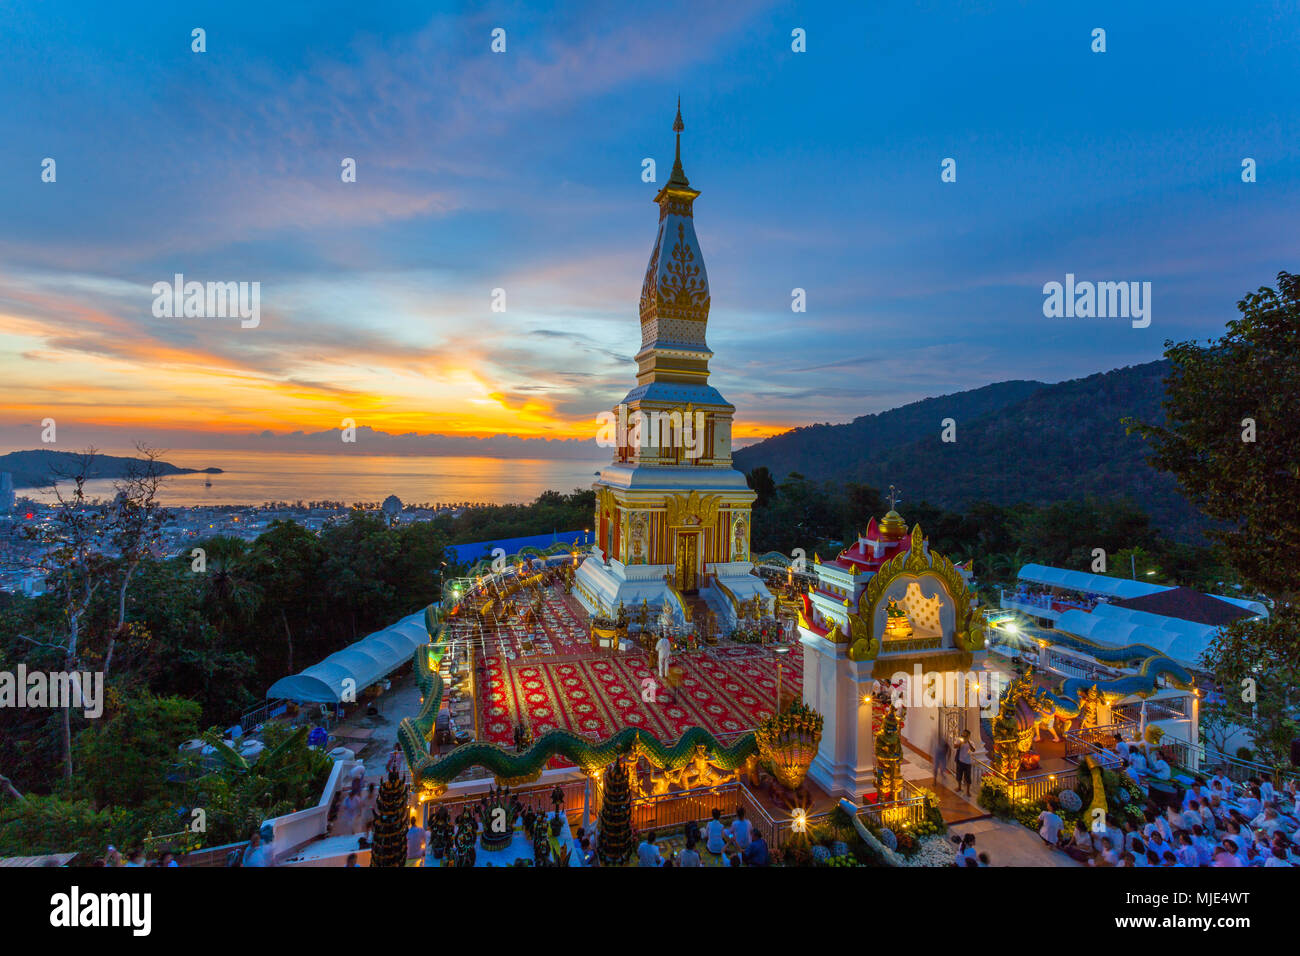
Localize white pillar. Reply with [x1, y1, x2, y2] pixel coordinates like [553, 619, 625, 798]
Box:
[801, 630, 876, 799]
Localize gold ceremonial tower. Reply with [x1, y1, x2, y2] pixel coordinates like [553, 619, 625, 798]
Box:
[573, 103, 772, 625]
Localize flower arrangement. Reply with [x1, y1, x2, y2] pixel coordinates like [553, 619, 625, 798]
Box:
[1057, 788, 1083, 813]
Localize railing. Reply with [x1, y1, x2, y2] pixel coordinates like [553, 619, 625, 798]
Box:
[1062, 730, 1127, 769]
[1196, 746, 1300, 787]
[859, 780, 928, 830]
[1015, 767, 1081, 803]
[1047, 649, 1121, 682]
[180, 840, 248, 868]
[771, 808, 832, 848]
[973, 757, 1080, 803]
[1115, 697, 1189, 722]
[143, 827, 203, 856]
[1063, 722, 1138, 758]
[630, 782, 752, 839]
[423, 778, 590, 826]
[663, 578, 689, 625]
[237, 699, 286, 733]
[422, 777, 793, 852]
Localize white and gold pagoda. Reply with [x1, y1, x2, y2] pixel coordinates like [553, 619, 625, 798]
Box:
[573, 105, 771, 626]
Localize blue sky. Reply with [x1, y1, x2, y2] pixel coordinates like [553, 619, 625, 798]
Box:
[0, 0, 1296, 449]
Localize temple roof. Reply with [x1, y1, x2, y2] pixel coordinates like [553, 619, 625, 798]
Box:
[1112, 587, 1255, 626]
[828, 514, 913, 573]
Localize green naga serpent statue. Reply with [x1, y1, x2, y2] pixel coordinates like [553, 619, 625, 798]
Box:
[397, 606, 769, 797]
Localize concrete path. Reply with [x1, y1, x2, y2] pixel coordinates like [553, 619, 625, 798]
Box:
[328, 672, 423, 778]
[947, 816, 1083, 867]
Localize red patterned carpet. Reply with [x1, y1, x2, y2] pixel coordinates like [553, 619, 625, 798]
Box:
[475, 589, 803, 768]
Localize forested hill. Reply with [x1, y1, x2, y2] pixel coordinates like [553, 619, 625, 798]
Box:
[0, 449, 222, 488]
[735, 379, 1046, 479]
[735, 360, 1205, 539]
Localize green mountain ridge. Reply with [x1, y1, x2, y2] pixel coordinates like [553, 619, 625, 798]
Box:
[734, 359, 1205, 540]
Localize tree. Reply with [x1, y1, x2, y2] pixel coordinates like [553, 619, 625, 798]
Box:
[1127, 272, 1300, 773]
[0, 794, 124, 859]
[75, 692, 200, 811]
[746, 466, 776, 509]
[597, 757, 635, 865]
[195, 535, 261, 644]
[185, 723, 333, 847]
[369, 771, 410, 867]
[246, 520, 326, 678]
[1126, 270, 1300, 602]
[104, 444, 168, 676]
[1200, 610, 1300, 771]
[18, 450, 112, 782]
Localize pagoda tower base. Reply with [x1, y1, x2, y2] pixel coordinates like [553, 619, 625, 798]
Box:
[574, 549, 770, 628]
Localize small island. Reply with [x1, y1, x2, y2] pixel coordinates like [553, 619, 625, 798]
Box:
[0, 449, 223, 489]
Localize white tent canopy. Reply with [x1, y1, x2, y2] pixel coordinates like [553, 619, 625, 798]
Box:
[1016, 564, 1170, 601]
[1055, 606, 1215, 665]
[265, 611, 428, 704]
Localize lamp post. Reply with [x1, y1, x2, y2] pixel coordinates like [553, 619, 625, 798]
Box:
[773, 645, 791, 715]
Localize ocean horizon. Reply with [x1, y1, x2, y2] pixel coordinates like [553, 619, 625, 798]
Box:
[13, 448, 609, 507]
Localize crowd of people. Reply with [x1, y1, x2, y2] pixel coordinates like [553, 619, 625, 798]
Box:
[1033, 754, 1300, 867]
[1009, 584, 1103, 614]
[97, 846, 183, 868]
[623, 807, 770, 867]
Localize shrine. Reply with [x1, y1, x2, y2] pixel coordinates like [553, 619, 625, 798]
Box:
[795, 492, 992, 798]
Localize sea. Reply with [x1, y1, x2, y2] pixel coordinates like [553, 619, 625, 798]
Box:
[16, 449, 609, 507]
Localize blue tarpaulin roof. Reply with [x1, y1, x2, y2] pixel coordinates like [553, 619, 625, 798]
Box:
[445, 530, 589, 566]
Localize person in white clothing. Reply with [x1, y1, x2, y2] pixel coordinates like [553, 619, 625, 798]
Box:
[1037, 807, 1064, 846]
[637, 831, 664, 867]
[1127, 750, 1148, 777]
[655, 635, 672, 680]
[705, 808, 728, 856]
[406, 817, 426, 864]
[727, 807, 753, 851]
[1266, 846, 1293, 867]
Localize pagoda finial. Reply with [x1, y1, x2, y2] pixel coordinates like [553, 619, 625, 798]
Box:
[669, 98, 689, 186]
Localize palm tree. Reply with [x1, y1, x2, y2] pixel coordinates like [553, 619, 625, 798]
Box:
[196, 536, 261, 642]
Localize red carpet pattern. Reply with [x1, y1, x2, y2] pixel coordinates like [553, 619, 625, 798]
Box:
[478, 625, 804, 768]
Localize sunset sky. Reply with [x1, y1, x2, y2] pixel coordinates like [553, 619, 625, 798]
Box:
[1, 1, 1297, 453]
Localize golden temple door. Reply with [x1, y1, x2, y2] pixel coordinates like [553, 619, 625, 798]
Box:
[675, 532, 699, 593]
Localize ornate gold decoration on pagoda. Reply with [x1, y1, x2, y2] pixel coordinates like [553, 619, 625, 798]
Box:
[664, 490, 722, 527]
[639, 102, 710, 331]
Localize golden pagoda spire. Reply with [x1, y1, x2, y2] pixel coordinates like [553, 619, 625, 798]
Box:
[669, 97, 690, 186]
